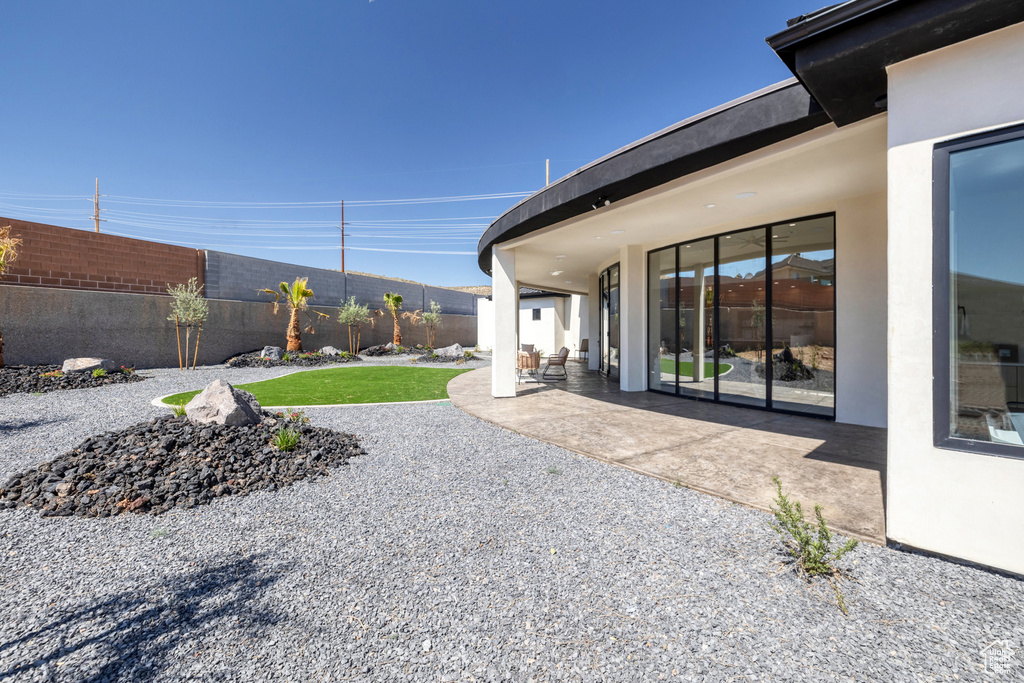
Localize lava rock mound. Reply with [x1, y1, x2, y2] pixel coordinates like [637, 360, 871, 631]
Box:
[0, 415, 363, 518]
[0, 365, 145, 399]
[362, 344, 416, 357]
[225, 350, 360, 368]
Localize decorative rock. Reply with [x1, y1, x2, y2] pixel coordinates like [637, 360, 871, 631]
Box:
[434, 343, 464, 358]
[320, 346, 341, 356]
[260, 346, 283, 361]
[61, 358, 116, 374]
[185, 379, 261, 426]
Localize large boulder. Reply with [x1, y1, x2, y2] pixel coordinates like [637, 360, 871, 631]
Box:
[320, 346, 341, 356]
[185, 379, 261, 426]
[62, 358, 116, 374]
[434, 343, 464, 359]
[260, 346, 283, 361]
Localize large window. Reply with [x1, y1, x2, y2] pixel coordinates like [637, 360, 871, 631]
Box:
[600, 264, 620, 379]
[934, 125, 1024, 457]
[647, 215, 835, 417]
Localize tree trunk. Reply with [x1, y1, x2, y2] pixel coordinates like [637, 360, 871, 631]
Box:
[287, 308, 303, 351]
[392, 312, 401, 345]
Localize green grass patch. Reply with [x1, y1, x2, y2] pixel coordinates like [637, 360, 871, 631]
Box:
[161, 366, 472, 407]
[659, 358, 732, 378]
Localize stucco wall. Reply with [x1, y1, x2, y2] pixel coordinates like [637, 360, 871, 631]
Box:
[0, 285, 477, 369]
[886, 22, 1024, 574]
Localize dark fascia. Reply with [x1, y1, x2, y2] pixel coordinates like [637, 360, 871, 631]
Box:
[767, 0, 1024, 127]
[477, 80, 831, 274]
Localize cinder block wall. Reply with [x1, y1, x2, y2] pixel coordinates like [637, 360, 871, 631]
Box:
[0, 285, 478, 368]
[0, 217, 203, 295]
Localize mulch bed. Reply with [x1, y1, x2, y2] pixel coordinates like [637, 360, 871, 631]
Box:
[0, 365, 145, 399]
[225, 351, 361, 368]
[0, 414, 364, 518]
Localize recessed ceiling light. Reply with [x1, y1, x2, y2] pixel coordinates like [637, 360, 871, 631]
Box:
[611, 229, 625, 234]
[734, 192, 757, 199]
[550, 270, 563, 276]
[555, 254, 566, 259]
[789, 223, 796, 227]
[564, 280, 572, 284]
[725, 235, 731, 239]
[704, 203, 716, 209]
[772, 234, 779, 238]
[685, 245, 691, 248]
[594, 236, 602, 240]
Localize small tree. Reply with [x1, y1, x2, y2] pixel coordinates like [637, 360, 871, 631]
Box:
[338, 296, 374, 355]
[260, 277, 328, 352]
[421, 300, 442, 348]
[167, 278, 209, 370]
[0, 225, 23, 367]
[382, 292, 404, 345]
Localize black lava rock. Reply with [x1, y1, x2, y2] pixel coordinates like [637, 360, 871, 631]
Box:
[225, 350, 361, 368]
[361, 344, 416, 357]
[0, 365, 145, 399]
[0, 414, 364, 518]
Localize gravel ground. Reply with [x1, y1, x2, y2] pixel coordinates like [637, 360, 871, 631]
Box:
[1, 358, 1022, 682]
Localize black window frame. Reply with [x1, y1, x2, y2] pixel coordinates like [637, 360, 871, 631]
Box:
[532, 308, 541, 321]
[932, 122, 1024, 460]
[645, 212, 837, 420]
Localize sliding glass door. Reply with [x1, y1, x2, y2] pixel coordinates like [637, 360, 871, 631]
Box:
[600, 264, 620, 379]
[646, 215, 835, 417]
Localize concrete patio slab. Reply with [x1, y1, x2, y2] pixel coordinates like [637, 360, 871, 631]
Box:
[448, 365, 887, 544]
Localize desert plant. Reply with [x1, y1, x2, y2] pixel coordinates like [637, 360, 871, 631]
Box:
[381, 293, 405, 345]
[273, 427, 301, 452]
[171, 401, 187, 417]
[167, 277, 209, 371]
[0, 225, 23, 368]
[421, 300, 442, 348]
[338, 296, 374, 355]
[92, 368, 107, 378]
[770, 477, 858, 613]
[259, 277, 328, 352]
[40, 370, 63, 378]
[274, 408, 310, 425]
[120, 365, 135, 375]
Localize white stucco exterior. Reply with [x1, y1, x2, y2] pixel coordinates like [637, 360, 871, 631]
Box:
[886, 22, 1024, 574]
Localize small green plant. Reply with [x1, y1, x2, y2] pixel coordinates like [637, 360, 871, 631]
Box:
[171, 401, 187, 417]
[672, 479, 684, 489]
[120, 365, 135, 375]
[810, 345, 821, 371]
[281, 353, 292, 362]
[92, 368, 107, 378]
[150, 528, 168, 539]
[273, 427, 301, 452]
[770, 477, 858, 614]
[546, 466, 562, 475]
[40, 370, 63, 378]
[463, 350, 474, 359]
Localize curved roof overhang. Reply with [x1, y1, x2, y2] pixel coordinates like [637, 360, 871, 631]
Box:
[477, 80, 831, 275]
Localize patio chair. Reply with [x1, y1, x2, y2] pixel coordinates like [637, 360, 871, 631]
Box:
[521, 343, 535, 353]
[577, 339, 589, 361]
[517, 350, 540, 383]
[542, 347, 570, 380]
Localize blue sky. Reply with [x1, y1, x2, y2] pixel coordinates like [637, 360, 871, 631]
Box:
[3, 0, 816, 287]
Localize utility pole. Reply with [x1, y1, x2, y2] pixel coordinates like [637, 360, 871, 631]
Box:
[340, 200, 345, 272]
[92, 178, 105, 233]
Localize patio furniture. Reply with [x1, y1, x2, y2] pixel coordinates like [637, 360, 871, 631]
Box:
[578, 339, 589, 361]
[543, 347, 570, 380]
[521, 344, 535, 353]
[517, 350, 540, 382]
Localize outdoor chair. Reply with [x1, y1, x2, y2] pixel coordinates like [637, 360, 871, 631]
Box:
[577, 339, 589, 361]
[521, 343, 535, 353]
[517, 350, 540, 383]
[542, 347, 570, 380]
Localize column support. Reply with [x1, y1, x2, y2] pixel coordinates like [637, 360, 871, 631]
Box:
[588, 273, 600, 371]
[619, 244, 646, 391]
[491, 247, 518, 398]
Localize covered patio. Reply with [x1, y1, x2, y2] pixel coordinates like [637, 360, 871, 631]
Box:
[449, 364, 887, 544]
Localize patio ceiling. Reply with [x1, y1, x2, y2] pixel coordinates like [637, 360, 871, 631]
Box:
[502, 115, 886, 294]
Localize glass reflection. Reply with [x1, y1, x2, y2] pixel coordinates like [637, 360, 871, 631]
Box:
[717, 229, 767, 408]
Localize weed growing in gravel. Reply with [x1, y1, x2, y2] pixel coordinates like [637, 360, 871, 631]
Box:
[281, 353, 292, 362]
[150, 528, 168, 539]
[546, 466, 562, 475]
[273, 427, 301, 452]
[770, 476, 858, 614]
[275, 408, 310, 425]
[92, 368, 107, 378]
[171, 401, 187, 417]
[673, 479, 685, 489]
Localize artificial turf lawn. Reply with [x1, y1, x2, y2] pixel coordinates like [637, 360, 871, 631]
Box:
[162, 366, 473, 407]
[659, 358, 732, 377]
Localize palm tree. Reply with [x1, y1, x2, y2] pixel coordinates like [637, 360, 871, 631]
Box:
[0, 225, 22, 368]
[383, 292, 403, 345]
[260, 277, 328, 351]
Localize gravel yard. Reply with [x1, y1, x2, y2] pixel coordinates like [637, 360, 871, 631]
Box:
[1, 360, 1022, 682]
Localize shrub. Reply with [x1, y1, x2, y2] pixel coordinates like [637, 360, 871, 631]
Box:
[338, 296, 375, 355]
[281, 353, 292, 362]
[167, 277, 209, 371]
[40, 370, 63, 378]
[770, 477, 858, 613]
[273, 427, 301, 452]
[274, 408, 310, 425]
[421, 300, 442, 348]
[120, 365, 135, 375]
[171, 401, 187, 417]
[92, 368, 107, 378]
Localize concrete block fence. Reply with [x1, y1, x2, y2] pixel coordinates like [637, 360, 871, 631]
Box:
[0, 285, 477, 369]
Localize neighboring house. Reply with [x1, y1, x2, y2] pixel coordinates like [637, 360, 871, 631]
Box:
[477, 287, 588, 357]
[478, 0, 1024, 575]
